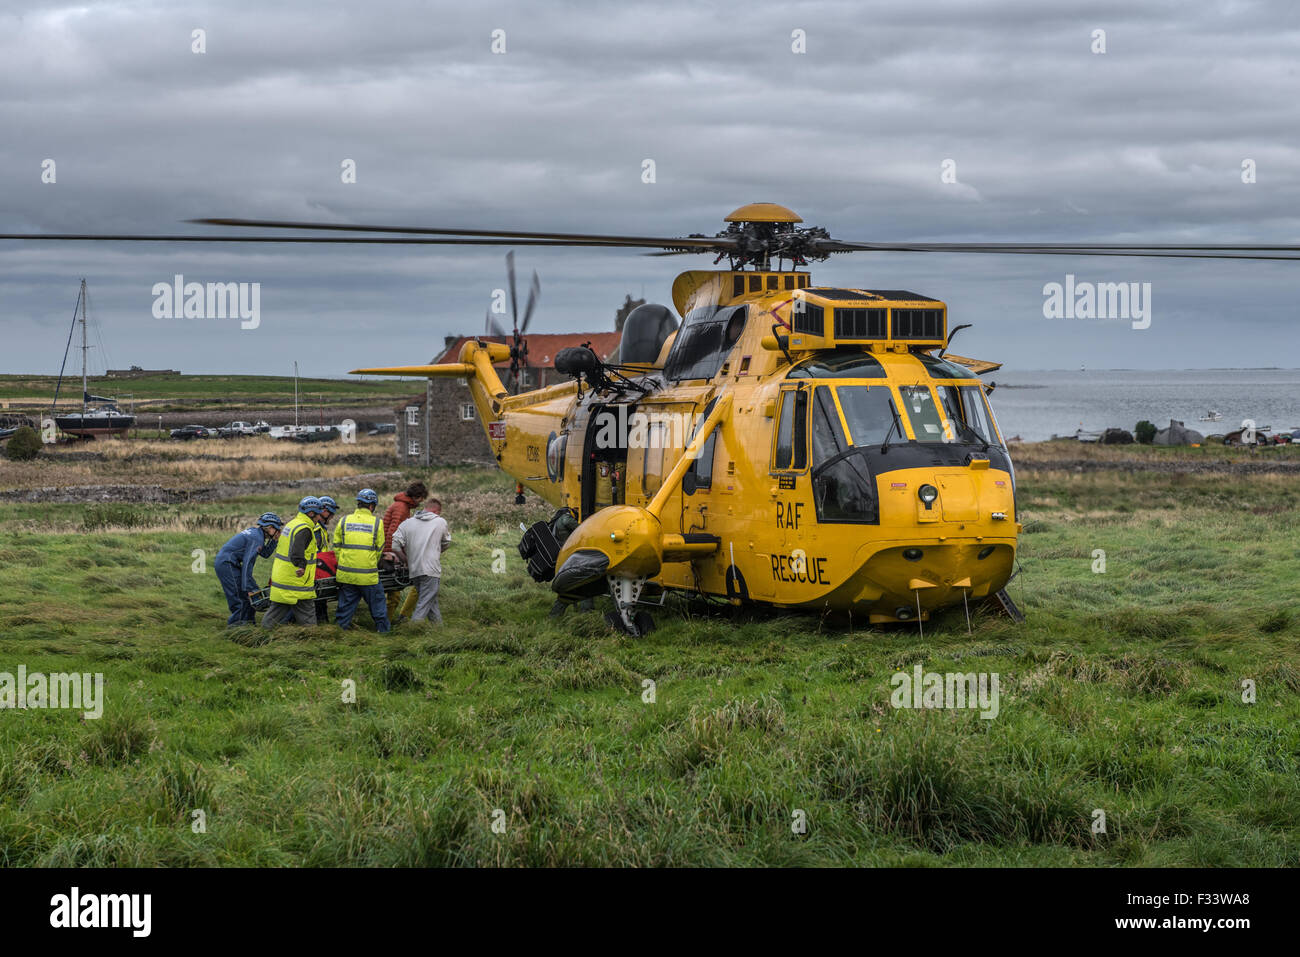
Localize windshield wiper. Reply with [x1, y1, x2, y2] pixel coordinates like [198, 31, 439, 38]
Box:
[882, 399, 903, 453]
[952, 418, 990, 453]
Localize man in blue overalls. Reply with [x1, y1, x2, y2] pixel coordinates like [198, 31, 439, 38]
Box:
[215, 512, 284, 626]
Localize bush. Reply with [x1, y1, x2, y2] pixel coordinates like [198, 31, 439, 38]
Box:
[4, 426, 42, 461]
[1134, 420, 1157, 444]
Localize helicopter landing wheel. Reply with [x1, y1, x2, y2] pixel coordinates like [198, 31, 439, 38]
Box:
[603, 609, 655, 637]
[607, 575, 649, 636]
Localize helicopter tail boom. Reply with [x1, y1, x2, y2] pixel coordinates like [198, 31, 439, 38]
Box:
[349, 363, 474, 377]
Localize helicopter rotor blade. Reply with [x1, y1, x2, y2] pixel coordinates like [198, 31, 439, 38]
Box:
[520, 270, 540, 335]
[506, 251, 519, 334]
[0, 233, 660, 247]
[820, 241, 1300, 261]
[191, 217, 736, 250]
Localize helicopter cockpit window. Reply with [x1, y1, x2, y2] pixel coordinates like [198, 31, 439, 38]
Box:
[835, 385, 896, 446]
[959, 385, 1003, 447]
[685, 398, 719, 493]
[936, 384, 1004, 448]
[773, 388, 808, 471]
[811, 387, 878, 523]
[898, 385, 945, 441]
[664, 305, 747, 381]
[916, 353, 975, 379]
[787, 351, 885, 379]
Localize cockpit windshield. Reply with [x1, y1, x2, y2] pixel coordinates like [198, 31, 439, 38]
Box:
[936, 384, 1004, 447]
[898, 386, 946, 442]
[835, 385, 896, 446]
[807, 381, 1009, 525]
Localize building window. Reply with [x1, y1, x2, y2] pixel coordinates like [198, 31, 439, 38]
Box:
[460, 403, 475, 421]
[405, 406, 419, 426]
[408, 439, 420, 458]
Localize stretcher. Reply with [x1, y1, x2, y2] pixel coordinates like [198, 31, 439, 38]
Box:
[249, 550, 411, 610]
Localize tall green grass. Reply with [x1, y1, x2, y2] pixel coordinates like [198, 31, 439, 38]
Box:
[0, 465, 1296, 866]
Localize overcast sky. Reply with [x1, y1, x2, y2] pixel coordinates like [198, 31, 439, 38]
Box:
[2, 0, 1299, 376]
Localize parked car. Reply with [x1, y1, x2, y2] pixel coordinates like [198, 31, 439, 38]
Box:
[169, 424, 213, 440]
[217, 421, 259, 438]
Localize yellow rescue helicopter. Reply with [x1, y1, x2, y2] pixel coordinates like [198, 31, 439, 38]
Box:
[11, 204, 1300, 634]
[346, 208, 1020, 634]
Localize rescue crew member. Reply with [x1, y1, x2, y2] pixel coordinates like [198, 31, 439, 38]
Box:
[315, 495, 340, 546]
[262, 496, 324, 629]
[381, 481, 427, 622]
[333, 488, 390, 633]
[392, 497, 452, 624]
[314, 495, 340, 623]
[215, 512, 283, 626]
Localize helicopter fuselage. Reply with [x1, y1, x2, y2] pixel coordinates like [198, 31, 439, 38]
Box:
[403, 267, 1021, 626]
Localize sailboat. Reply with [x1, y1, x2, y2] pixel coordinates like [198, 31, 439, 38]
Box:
[52, 280, 136, 438]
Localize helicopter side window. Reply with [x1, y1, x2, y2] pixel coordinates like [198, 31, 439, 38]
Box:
[772, 388, 808, 471]
[684, 398, 719, 494]
[641, 421, 669, 496]
[664, 305, 747, 381]
[811, 387, 879, 523]
[835, 385, 896, 446]
[959, 385, 1003, 447]
[898, 385, 945, 442]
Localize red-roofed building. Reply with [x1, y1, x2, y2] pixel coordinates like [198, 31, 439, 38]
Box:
[432, 332, 623, 387]
[394, 329, 627, 466]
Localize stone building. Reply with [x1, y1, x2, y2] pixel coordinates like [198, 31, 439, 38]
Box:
[394, 331, 623, 466]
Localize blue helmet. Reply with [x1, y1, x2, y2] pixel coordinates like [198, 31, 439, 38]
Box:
[356, 488, 378, 506]
[318, 495, 339, 513]
[298, 496, 322, 515]
[257, 512, 284, 530]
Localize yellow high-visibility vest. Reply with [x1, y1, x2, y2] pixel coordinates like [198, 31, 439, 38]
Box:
[268, 512, 319, 604]
[332, 508, 384, 586]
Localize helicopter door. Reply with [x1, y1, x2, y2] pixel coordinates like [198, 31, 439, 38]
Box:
[580, 402, 633, 520]
[628, 401, 695, 513]
[768, 384, 818, 588]
[681, 397, 721, 533]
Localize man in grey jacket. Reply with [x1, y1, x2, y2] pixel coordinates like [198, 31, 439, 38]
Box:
[392, 498, 452, 624]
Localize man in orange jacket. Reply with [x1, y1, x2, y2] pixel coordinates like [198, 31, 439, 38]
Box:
[382, 481, 427, 622]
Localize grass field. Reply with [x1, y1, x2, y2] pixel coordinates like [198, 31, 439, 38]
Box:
[0, 435, 400, 491]
[0, 372, 424, 413]
[0, 444, 1297, 866]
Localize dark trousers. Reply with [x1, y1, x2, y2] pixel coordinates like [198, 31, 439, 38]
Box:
[262, 599, 318, 628]
[336, 582, 390, 633]
[216, 560, 254, 625]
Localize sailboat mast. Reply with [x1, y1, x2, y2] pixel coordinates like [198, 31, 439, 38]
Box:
[80, 279, 88, 412]
[294, 361, 299, 428]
